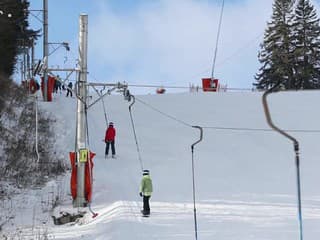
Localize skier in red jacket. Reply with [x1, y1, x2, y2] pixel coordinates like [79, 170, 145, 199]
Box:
[105, 122, 116, 158]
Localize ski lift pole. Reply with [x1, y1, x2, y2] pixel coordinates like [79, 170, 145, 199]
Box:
[262, 83, 303, 240]
[191, 126, 203, 240]
[128, 95, 144, 171]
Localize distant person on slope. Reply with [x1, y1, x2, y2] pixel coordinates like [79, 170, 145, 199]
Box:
[66, 82, 73, 97]
[55, 75, 62, 93]
[139, 169, 153, 216]
[104, 122, 116, 158]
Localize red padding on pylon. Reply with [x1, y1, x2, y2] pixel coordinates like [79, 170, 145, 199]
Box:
[85, 152, 96, 202]
[29, 79, 38, 94]
[69, 151, 96, 202]
[69, 152, 77, 200]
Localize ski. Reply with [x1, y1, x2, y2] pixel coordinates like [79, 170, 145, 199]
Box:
[141, 210, 150, 217]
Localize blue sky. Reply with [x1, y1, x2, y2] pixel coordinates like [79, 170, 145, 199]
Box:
[26, 0, 320, 94]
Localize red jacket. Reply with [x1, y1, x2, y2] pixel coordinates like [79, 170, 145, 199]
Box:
[105, 126, 116, 142]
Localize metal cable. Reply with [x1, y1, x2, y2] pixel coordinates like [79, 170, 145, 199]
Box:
[135, 97, 192, 128]
[211, 0, 225, 80]
[203, 126, 320, 133]
[135, 97, 320, 133]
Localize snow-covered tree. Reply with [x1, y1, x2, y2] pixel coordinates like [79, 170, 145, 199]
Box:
[254, 0, 296, 89]
[0, 0, 29, 77]
[292, 0, 320, 89]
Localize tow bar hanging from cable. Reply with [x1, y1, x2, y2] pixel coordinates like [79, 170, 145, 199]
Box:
[128, 94, 144, 171]
[191, 126, 203, 240]
[262, 82, 303, 240]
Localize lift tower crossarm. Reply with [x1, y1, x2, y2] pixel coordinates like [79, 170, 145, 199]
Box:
[86, 82, 129, 109]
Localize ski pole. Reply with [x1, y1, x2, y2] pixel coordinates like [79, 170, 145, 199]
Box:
[262, 83, 303, 240]
[191, 126, 203, 240]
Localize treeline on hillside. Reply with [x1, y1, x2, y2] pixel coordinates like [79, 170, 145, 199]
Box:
[0, 75, 66, 190]
[255, 0, 320, 90]
[0, 0, 32, 77]
[0, 1, 66, 196]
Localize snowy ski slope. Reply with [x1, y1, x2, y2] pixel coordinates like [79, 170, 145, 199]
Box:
[3, 90, 320, 239]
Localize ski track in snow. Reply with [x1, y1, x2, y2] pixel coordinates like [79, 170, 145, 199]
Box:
[8, 199, 320, 239]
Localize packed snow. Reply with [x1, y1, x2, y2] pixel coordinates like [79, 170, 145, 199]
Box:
[2, 89, 320, 239]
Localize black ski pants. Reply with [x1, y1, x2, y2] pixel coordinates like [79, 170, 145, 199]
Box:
[105, 140, 115, 156]
[66, 89, 72, 97]
[143, 196, 151, 214]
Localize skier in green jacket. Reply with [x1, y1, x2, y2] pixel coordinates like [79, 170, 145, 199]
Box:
[139, 169, 153, 216]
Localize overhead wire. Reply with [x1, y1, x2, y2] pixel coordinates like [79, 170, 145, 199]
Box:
[135, 97, 192, 128]
[211, 0, 225, 80]
[215, 32, 263, 68]
[202, 126, 320, 133]
[123, 83, 256, 92]
[135, 96, 320, 133]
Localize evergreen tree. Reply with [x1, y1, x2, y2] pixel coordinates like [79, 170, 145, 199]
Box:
[0, 0, 30, 77]
[292, 0, 320, 89]
[254, 0, 296, 90]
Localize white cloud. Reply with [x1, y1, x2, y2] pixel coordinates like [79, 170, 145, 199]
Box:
[88, 0, 273, 92]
